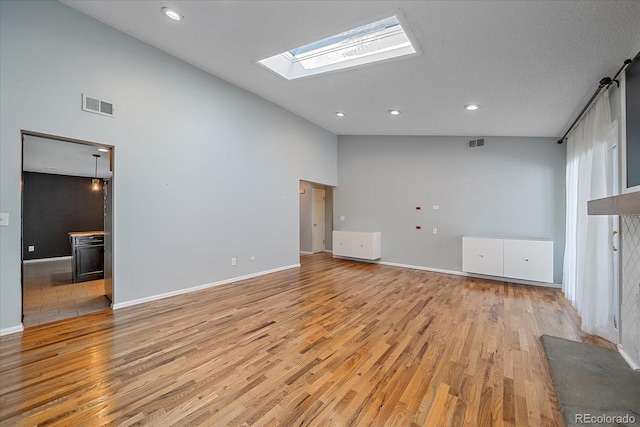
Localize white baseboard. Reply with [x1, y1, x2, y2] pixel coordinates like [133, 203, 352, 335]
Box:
[333, 256, 561, 288]
[299, 251, 313, 255]
[0, 324, 24, 337]
[23, 256, 72, 264]
[618, 344, 640, 370]
[112, 264, 301, 310]
[380, 261, 561, 288]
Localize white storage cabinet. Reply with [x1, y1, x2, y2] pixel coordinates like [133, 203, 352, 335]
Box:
[462, 236, 553, 283]
[332, 231, 381, 260]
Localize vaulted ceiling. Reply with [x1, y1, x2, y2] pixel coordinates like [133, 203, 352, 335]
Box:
[61, 0, 640, 137]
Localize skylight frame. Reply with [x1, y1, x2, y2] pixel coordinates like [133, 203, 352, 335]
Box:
[257, 14, 421, 80]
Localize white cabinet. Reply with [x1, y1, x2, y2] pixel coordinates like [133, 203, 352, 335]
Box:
[462, 236, 553, 283]
[332, 231, 381, 260]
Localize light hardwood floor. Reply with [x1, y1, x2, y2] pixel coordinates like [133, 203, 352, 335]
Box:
[0, 254, 612, 426]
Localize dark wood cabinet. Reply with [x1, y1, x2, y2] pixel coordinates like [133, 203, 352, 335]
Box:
[69, 232, 104, 283]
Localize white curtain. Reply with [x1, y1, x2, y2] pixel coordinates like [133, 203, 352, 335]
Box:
[563, 90, 616, 342]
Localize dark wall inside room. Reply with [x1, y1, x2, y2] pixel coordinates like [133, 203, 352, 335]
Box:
[23, 172, 104, 260]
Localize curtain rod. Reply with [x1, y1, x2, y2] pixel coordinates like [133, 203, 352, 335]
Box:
[557, 58, 633, 144]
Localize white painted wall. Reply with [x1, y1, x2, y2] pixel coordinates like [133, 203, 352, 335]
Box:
[0, 1, 337, 332]
[335, 135, 565, 283]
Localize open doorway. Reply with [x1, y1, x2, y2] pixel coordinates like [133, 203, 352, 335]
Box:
[311, 189, 325, 253]
[21, 131, 114, 327]
[299, 180, 333, 254]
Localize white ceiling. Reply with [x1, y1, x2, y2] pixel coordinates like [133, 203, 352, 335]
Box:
[61, 0, 640, 137]
[23, 136, 112, 178]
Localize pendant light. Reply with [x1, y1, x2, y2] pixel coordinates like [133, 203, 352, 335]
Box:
[92, 154, 101, 191]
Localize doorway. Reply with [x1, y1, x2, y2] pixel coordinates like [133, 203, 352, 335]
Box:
[312, 189, 325, 253]
[21, 131, 114, 327]
[299, 181, 333, 255]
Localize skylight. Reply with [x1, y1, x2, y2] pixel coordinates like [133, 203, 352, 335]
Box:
[258, 15, 417, 80]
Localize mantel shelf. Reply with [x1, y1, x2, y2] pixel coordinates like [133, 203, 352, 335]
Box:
[587, 192, 640, 215]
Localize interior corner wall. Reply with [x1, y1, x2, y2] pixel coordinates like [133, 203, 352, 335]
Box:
[0, 0, 337, 332]
[334, 135, 566, 283]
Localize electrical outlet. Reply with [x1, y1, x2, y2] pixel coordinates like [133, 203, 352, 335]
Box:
[28, 245, 35, 252]
[0, 213, 8, 227]
[250, 256, 256, 262]
[432, 228, 438, 235]
[231, 257, 237, 266]
[340, 215, 345, 221]
[432, 205, 440, 210]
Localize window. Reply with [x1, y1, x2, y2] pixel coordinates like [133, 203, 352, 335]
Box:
[258, 16, 417, 80]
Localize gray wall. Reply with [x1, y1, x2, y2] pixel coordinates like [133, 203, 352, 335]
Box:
[0, 1, 337, 332]
[335, 135, 566, 283]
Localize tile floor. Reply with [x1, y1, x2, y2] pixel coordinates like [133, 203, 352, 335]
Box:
[22, 258, 111, 327]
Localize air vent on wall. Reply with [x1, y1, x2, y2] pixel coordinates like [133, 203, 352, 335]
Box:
[467, 138, 485, 149]
[82, 94, 115, 118]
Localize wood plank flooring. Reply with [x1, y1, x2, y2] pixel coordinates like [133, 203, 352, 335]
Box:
[0, 254, 613, 426]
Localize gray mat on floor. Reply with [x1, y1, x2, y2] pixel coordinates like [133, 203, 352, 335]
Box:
[541, 335, 640, 427]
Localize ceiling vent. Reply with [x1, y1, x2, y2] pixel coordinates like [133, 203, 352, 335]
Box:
[82, 94, 115, 118]
[467, 138, 485, 149]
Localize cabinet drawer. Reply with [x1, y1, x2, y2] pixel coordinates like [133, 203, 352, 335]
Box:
[503, 239, 553, 283]
[332, 231, 352, 257]
[351, 232, 381, 260]
[462, 237, 504, 276]
[75, 235, 104, 246]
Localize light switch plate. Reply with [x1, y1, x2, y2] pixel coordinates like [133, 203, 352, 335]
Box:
[0, 213, 8, 227]
[340, 216, 345, 221]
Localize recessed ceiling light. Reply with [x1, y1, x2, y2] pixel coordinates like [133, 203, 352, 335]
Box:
[98, 148, 109, 153]
[336, 112, 345, 118]
[389, 109, 401, 116]
[162, 7, 183, 21]
[464, 104, 480, 111]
